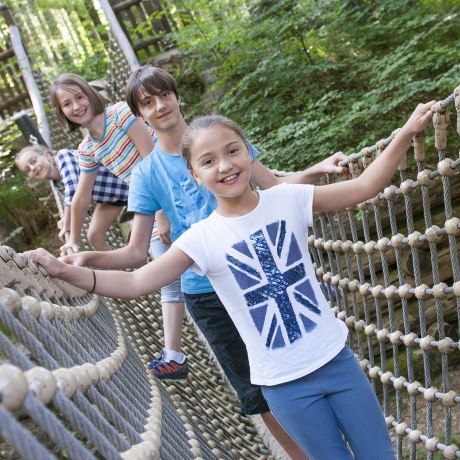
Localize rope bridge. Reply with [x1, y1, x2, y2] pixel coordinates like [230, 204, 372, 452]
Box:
[1, 27, 278, 460]
[0, 86, 459, 459]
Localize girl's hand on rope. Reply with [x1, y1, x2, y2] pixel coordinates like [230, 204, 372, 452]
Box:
[305, 151, 350, 183]
[58, 225, 70, 242]
[316, 151, 349, 176]
[24, 248, 64, 278]
[400, 100, 437, 137]
[60, 252, 89, 267]
[59, 240, 80, 256]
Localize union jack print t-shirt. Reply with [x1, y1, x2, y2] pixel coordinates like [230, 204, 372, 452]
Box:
[174, 183, 348, 386]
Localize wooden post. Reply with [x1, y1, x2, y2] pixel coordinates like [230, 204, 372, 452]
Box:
[0, 4, 52, 147]
[97, 0, 140, 72]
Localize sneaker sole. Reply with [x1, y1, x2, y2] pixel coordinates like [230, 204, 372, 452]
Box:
[152, 371, 189, 381]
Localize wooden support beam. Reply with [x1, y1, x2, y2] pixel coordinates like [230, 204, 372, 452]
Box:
[0, 48, 15, 61]
[99, 0, 140, 72]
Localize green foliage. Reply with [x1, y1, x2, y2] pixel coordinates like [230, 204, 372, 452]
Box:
[5, 0, 108, 82]
[0, 163, 57, 252]
[162, 0, 460, 171]
[164, 0, 251, 71]
[209, 0, 460, 169]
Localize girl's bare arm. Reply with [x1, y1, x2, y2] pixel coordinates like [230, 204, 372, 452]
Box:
[26, 245, 194, 300]
[61, 212, 154, 269]
[127, 120, 154, 157]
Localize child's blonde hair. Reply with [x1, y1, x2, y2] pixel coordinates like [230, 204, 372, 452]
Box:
[15, 144, 52, 168]
[51, 73, 105, 133]
[182, 114, 247, 169]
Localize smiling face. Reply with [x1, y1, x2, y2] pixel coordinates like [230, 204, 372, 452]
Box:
[55, 84, 94, 128]
[16, 149, 60, 181]
[188, 125, 253, 199]
[136, 88, 182, 133]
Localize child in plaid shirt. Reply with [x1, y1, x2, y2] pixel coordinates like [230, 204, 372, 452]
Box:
[16, 144, 128, 251]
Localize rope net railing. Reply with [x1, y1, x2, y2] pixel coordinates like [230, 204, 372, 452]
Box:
[0, 225, 273, 459]
[305, 88, 460, 460]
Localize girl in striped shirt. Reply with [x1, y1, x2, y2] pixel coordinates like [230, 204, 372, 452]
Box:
[50, 73, 154, 255]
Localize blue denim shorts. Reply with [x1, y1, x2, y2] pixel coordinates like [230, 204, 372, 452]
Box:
[184, 291, 269, 415]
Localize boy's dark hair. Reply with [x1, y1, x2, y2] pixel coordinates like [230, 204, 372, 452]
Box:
[125, 65, 181, 117]
[182, 114, 247, 170]
[51, 73, 106, 133]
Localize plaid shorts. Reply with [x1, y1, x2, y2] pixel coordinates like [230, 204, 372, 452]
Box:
[55, 149, 129, 206]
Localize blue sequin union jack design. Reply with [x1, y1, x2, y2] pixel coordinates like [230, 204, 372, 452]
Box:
[226, 220, 321, 350]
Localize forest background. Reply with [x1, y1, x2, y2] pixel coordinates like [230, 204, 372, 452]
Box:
[0, 0, 459, 251]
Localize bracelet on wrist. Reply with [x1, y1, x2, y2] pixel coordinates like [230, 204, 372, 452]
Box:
[89, 269, 97, 294]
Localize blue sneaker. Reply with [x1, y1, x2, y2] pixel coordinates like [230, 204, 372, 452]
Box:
[149, 350, 189, 380]
[149, 349, 165, 369]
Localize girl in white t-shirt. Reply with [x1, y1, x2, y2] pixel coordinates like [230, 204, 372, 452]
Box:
[27, 101, 435, 459]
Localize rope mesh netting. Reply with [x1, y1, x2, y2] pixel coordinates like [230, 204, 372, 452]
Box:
[305, 90, 460, 459]
[0, 225, 272, 459]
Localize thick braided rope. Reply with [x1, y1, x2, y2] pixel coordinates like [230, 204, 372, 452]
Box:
[0, 287, 165, 459]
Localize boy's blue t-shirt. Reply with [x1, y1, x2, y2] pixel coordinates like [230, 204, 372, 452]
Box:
[128, 142, 258, 294]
